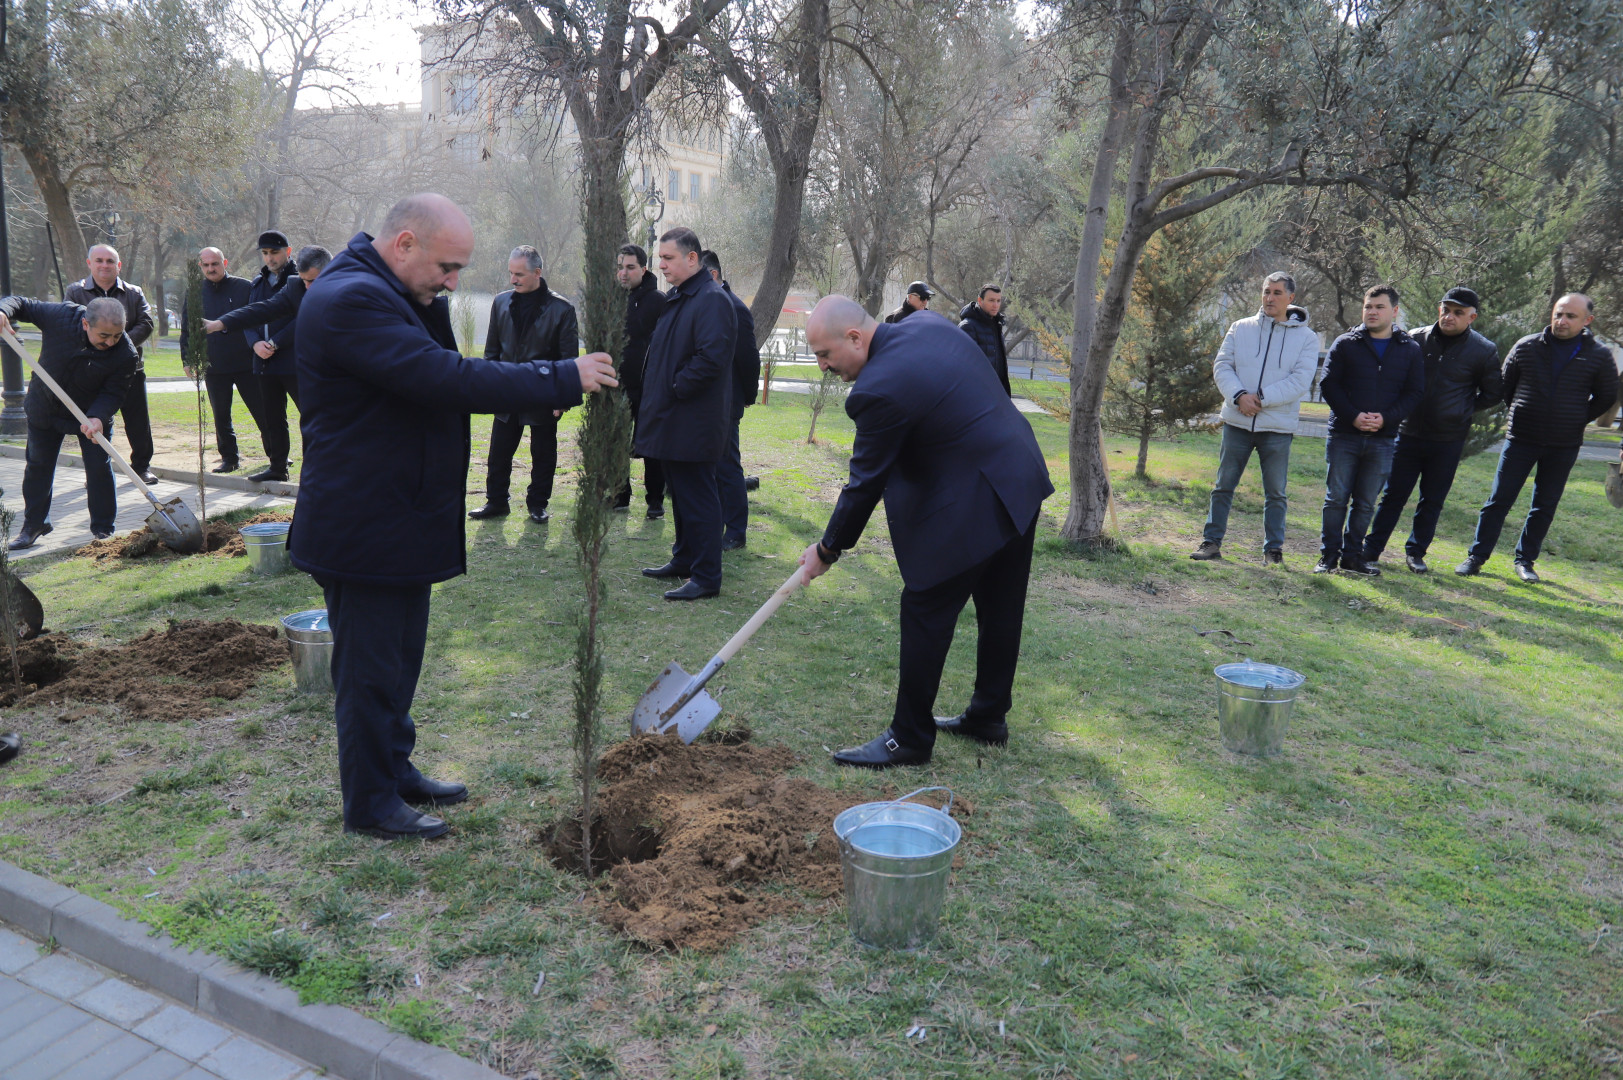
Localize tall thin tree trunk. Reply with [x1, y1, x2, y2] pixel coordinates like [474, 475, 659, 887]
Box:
[18, 143, 85, 269]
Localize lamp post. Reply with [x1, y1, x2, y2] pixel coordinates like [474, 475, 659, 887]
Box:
[643, 185, 664, 251]
[0, 0, 24, 436]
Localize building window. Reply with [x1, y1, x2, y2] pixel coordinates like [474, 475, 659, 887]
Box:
[451, 132, 479, 164]
[668, 168, 681, 201]
[690, 172, 701, 202]
[640, 166, 651, 191]
[446, 74, 477, 115]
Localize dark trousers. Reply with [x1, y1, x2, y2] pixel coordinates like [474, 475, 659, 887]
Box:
[663, 459, 723, 590]
[203, 369, 264, 466]
[120, 370, 153, 473]
[257, 371, 301, 469]
[620, 395, 666, 507]
[22, 421, 117, 533]
[892, 518, 1037, 750]
[1468, 439, 1580, 566]
[322, 579, 433, 829]
[1320, 431, 1397, 560]
[717, 406, 747, 542]
[1363, 434, 1466, 560]
[485, 414, 558, 511]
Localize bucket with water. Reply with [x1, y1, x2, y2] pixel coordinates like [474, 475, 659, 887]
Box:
[1215, 660, 1305, 756]
[834, 786, 960, 950]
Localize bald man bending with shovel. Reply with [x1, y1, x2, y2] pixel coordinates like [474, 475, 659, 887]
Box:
[797, 296, 1053, 769]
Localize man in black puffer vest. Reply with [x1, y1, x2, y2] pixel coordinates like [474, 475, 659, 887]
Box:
[958, 284, 1012, 396]
[1362, 287, 1503, 573]
[1316, 285, 1426, 576]
[468, 246, 579, 525]
[1459, 293, 1620, 583]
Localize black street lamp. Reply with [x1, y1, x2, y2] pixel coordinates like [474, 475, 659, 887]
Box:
[643, 185, 665, 251]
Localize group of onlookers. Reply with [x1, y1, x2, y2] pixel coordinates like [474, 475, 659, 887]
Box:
[887, 279, 1016, 396]
[1192, 274, 1620, 582]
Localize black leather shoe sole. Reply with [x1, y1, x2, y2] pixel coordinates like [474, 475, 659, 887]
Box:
[247, 470, 289, 483]
[211, 463, 238, 474]
[665, 582, 719, 601]
[345, 808, 449, 840]
[402, 785, 468, 807]
[934, 714, 1009, 746]
[1455, 560, 1483, 576]
[642, 562, 689, 579]
[646, 505, 666, 520]
[468, 506, 511, 520]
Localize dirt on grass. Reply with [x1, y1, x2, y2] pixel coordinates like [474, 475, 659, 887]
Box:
[545, 733, 853, 952]
[0, 618, 287, 718]
[76, 511, 292, 561]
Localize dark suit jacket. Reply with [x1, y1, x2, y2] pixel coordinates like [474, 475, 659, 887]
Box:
[289, 232, 585, 586]
[180, 275, 255, 375]
[620, 271, 665, 405]
[821, 312, 1054, 590]
[634, 271, 736, 462]
[0, 297, 137, 432]
[722, 281, 760, 414]
[243, 261, 298, 376]
[485, 283, 578, 426]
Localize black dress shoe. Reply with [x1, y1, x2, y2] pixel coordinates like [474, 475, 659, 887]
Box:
[744, 476, 760, 492]
[7, 523, 51, 551]
[832, 731, 931, 770]
[138, 470, 160, 486]
[401, 777, 468, 807]
[642, 561, 689, 579]
[468, 502, 510, 520]
[665, 581, 719, 601]
[92, 529, 112, 540]
[1339, 555, 1381, 577]
[0, 733, 19, 765]
[528, 508, 550, 524]
[646, 504, 665, 520]
[211, 461, 238, 474]
[1405, 554, 1429, 574]
[247, 467, 289, 483]
[1455, 557, 1484, 576]
[345, 805, 449, 840]
[721, 535, 746, 552]
[934, 713, 1009, 746]
[1515, 561, 1540, 583]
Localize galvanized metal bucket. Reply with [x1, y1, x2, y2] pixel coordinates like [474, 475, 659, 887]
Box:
[280, 609, 333, 695]
[241, 522, 292, 576]
[834, 786, 960, 951]
[1215, 660, 1305, 757]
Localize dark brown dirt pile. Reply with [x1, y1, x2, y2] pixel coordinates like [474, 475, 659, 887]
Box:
[546, 733, 853, 951]
[0, 619, 286, 717]
[77, 511, 292, 560]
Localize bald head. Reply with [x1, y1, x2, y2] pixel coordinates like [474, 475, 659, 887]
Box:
[373, 193, 474, 305]
[1552, 292, 1596, 341]
[807, 295, 879, 382]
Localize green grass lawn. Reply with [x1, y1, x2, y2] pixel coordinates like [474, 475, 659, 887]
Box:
[3, 395, 1623, 1078]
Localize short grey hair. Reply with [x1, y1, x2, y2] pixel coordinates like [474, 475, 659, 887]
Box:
[84, 297, 126, 330]
[88, 243, 121, 264]
[1263, 271, 1296, 294]
[295, 245, 332, 273]
[509, 245, 543, 273]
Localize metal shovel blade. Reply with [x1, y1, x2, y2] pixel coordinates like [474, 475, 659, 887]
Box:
[6, 576, 43, 639]
[146, 497, 205, 554]
[631, 662, 722, 744]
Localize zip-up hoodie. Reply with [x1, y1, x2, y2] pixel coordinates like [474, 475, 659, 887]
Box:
[1212, 305, 1319, 434]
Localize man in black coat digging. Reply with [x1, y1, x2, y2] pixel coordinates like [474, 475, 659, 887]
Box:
[180, 247, 260, 473]
[636, 227, 736, 601]
[289, 194, 618, 840]
[798, 297, 1054, 769]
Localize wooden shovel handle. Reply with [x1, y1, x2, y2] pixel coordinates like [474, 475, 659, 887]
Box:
[715, 567, 808, 665]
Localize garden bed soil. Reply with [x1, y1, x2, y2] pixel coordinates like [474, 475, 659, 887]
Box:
[546, 733, 854, 952]
[0, 618, 286, 717]
[77, 510, 292, 560]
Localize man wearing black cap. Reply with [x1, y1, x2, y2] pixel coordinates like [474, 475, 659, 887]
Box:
[885, 282, 932, 324]
[1361, 287, 1503, 573]
[242, 229, 299, 483]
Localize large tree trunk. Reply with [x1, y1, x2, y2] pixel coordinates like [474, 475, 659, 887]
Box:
[18, 142, 86, 271]
[750, 156, 810, 346]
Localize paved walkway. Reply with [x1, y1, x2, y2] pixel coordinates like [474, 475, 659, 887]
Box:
[0, 457, 293, 562]
[0, 926, 318, 1080]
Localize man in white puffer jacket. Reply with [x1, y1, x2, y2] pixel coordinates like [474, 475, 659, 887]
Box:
[1190, 272, 1321, 565]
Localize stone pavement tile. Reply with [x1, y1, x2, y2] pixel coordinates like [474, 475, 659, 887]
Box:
[45, 1033, 161, 1080]
[8, 1015, 121, 1077]
[105, 1049, 196, 1080]
[0, 1000, 95, 1069]
[0, 983, 61, 1039]
[75, 976, 165, 1027]
[0, 973, 33, 1009]
[195, 1035, 305, 1080]
[132, 1003, 232, 1062]
[174, 1070, 226, 1080]
[0, 926, 42, 974]
[18, 951, 108, 998]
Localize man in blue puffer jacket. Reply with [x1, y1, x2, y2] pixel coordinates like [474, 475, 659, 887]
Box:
[1315, 284, 1426, 576]
[1191, 272, 1320, 565]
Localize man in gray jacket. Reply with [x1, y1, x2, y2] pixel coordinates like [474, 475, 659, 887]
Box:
[1191, 272, 1320, 564]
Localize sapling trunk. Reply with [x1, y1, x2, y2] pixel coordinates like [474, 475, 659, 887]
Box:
[0, 507, 20, 690]
[183, 260, 208, 524]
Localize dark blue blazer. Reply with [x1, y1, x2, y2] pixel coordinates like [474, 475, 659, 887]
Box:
[289, 233, 584, 586]
[180, 275, 255, 375]
[0, 297, 137, 433]
[722, 282, 760, 414]
[634, 271, 736, 462]
[820, 312, 1053, 590]
[1320, 326, 1426, 435]
[243, 261, 298, 377]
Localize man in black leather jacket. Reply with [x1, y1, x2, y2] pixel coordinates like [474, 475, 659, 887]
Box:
[1362, 287, 1503, 573]
[468, 246, 579, 525]
[613, 244, 667, 518]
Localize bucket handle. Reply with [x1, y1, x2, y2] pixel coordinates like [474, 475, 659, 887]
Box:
[842, 786, 953, 838]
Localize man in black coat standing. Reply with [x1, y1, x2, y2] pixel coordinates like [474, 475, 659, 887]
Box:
[636, 227, 736, 601]
[290, 194, 618, 840]
[65, 244, 156, 484]
[614, 244, 667, 518]
[700, 249, 760, 551]
[1459, 293, 1620, 583]
[1362, 287, 1503, 573]
[467, 246, 579, 525]
[180, 247, 260, 473]
[958, 284, 1013, 396]
[241, 229, 299, 483]
[885, 281, 932, 324]
[799, 296, 1053, 769]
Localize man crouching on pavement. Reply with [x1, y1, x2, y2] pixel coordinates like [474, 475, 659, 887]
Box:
[797, 296, 1053, 769]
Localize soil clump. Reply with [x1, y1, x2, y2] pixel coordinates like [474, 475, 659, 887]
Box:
[77, 511, 292, 561]
[0, 619, 286, 717]
[546, 733, 854, 951]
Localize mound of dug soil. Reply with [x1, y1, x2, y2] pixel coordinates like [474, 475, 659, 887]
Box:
[0, 618, 287, 717]
[77, 511, 292, 561]
[546, 734, 854, 951]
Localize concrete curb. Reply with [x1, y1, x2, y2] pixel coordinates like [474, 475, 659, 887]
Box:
[0, 858, 507, 1080]
[0, 442, 299, 497]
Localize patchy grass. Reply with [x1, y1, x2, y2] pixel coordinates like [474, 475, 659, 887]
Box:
[1, 396, 1622, 1077]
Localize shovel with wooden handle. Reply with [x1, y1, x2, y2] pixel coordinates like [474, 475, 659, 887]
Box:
[632, 566, 809, 743]
[0, 326, 205, 553]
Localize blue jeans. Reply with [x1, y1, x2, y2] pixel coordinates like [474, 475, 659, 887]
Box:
[1321, 432, 1397, 560]
[1363, 434, 1466, 560]
[1203, 424, 1294, 551]
[22, 422, 118, 534]
[1468, 439, 1580, 566]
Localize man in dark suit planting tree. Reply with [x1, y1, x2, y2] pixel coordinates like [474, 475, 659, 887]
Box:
[798, 296, 1054, 769]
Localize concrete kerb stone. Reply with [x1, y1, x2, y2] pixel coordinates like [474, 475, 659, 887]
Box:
[0, 858, 509, 1080]
[0, 443, 299, 498]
